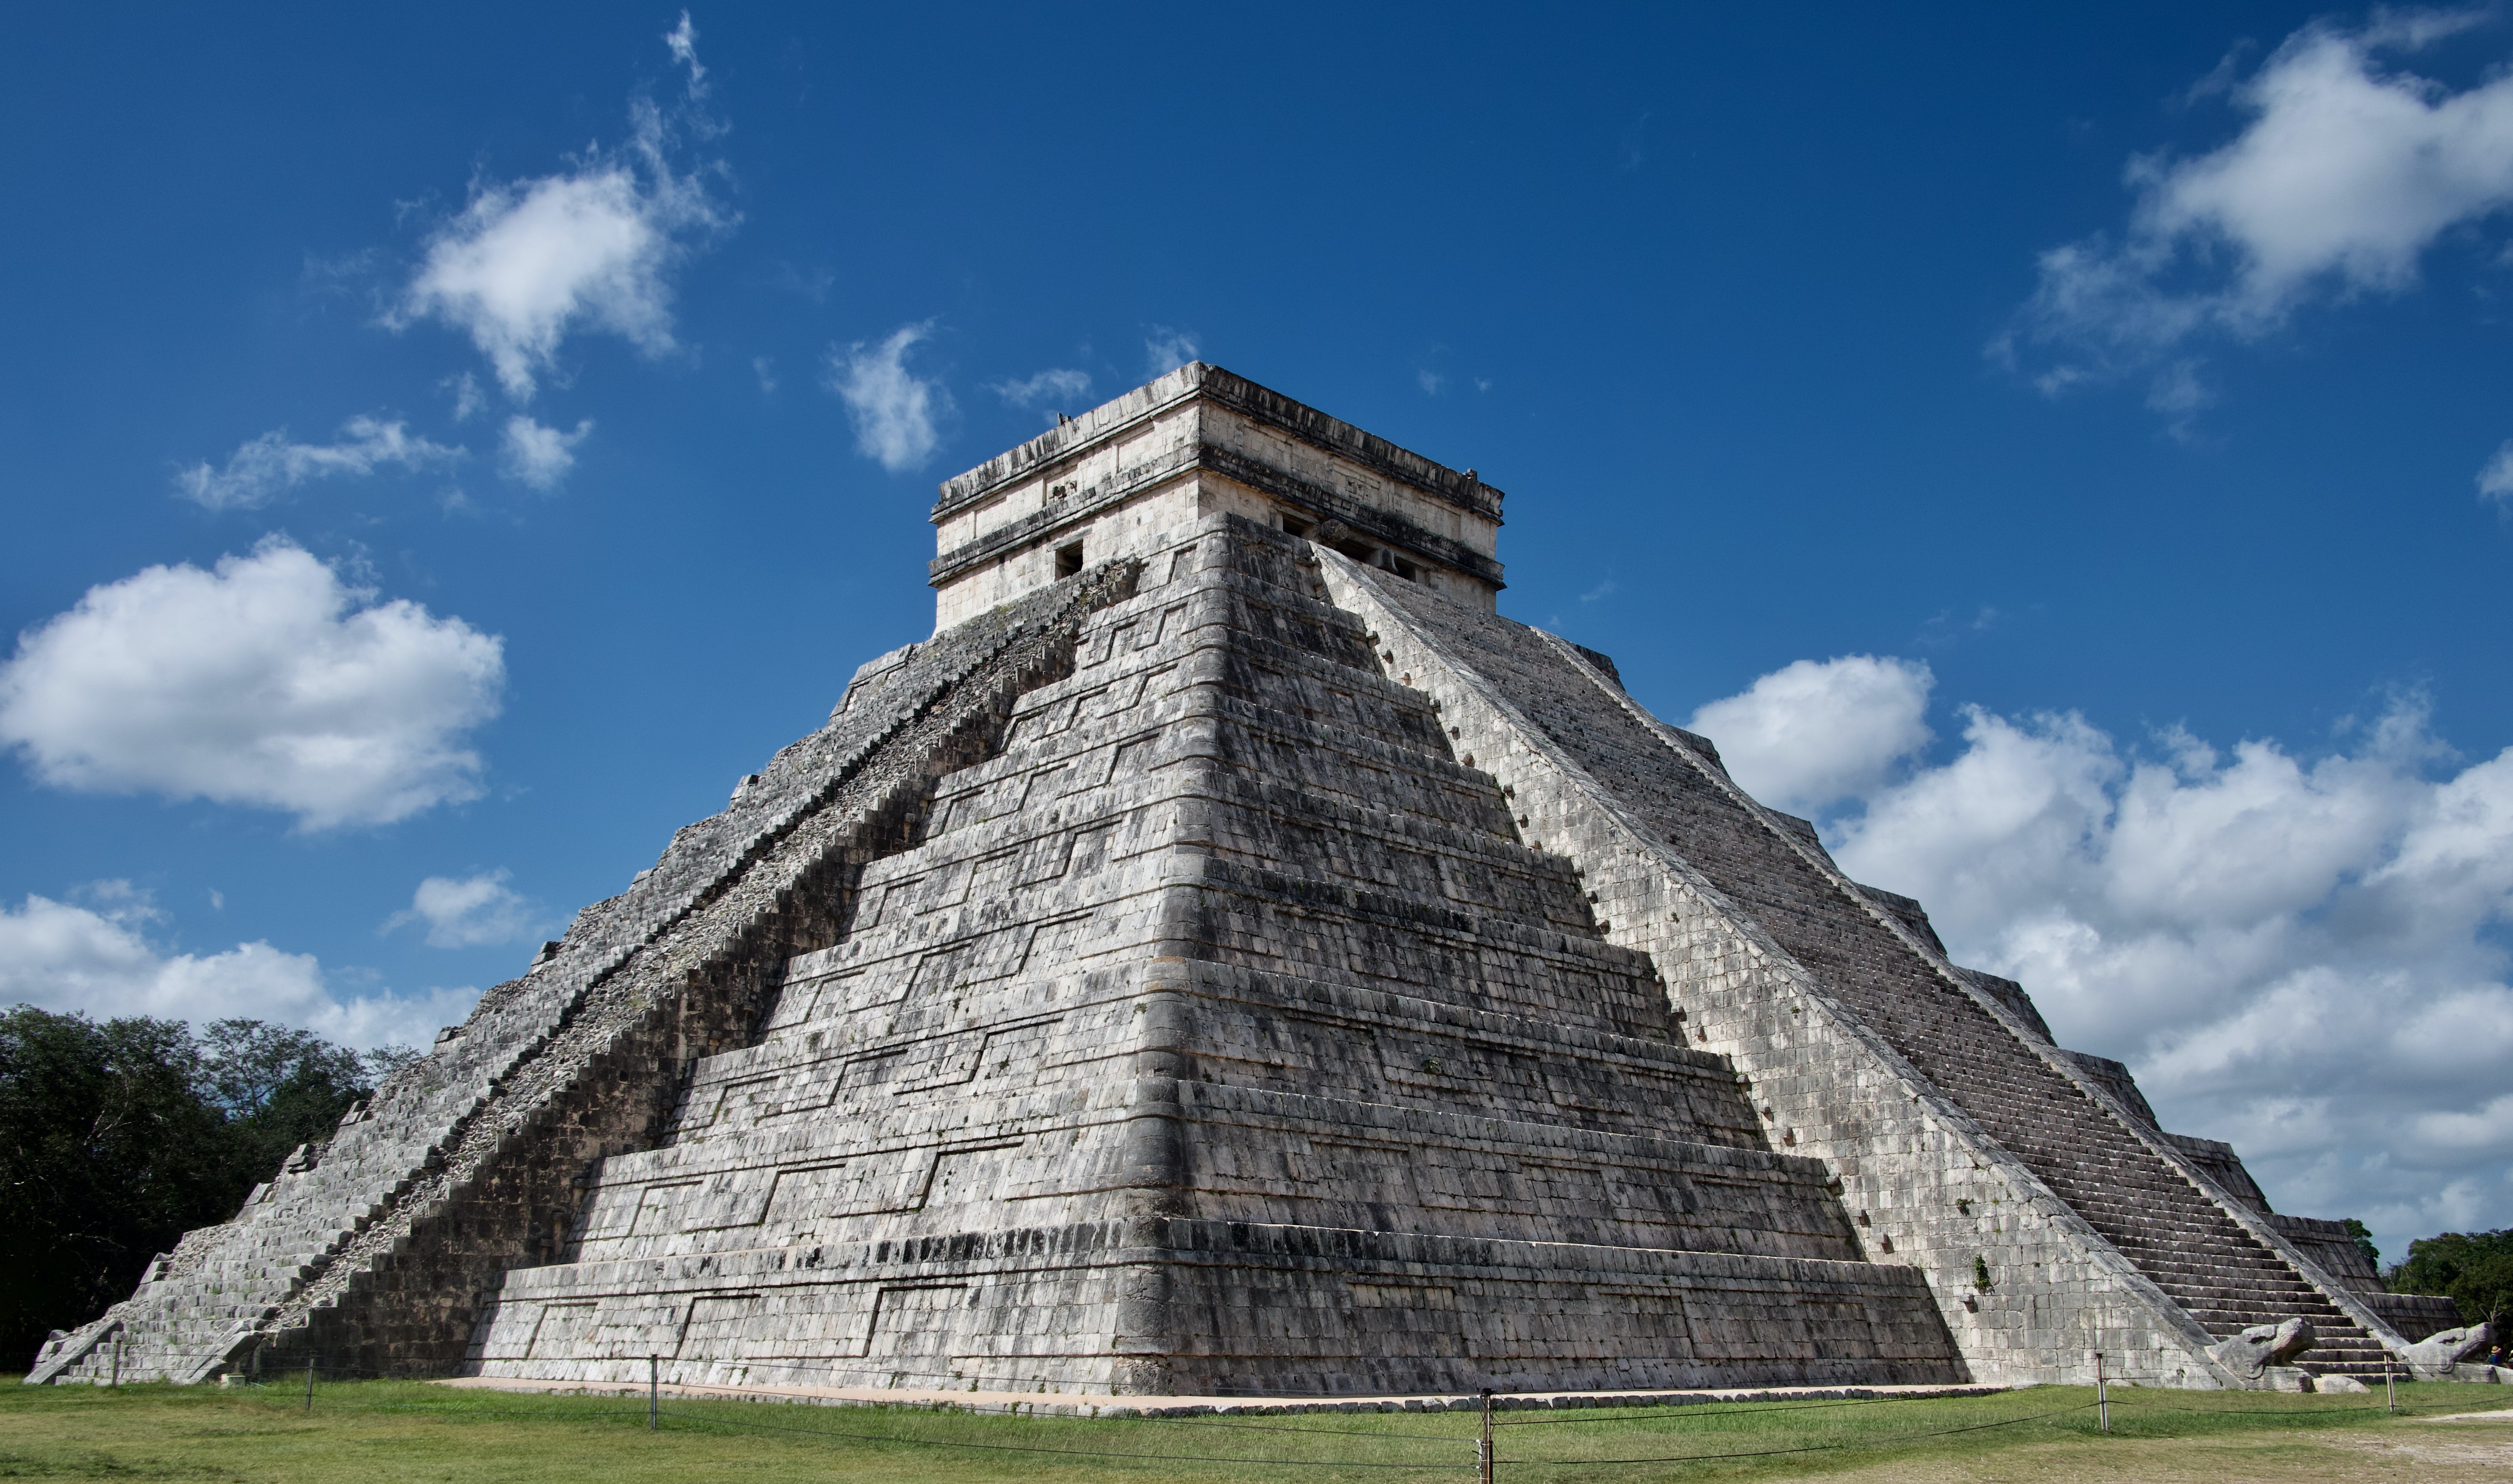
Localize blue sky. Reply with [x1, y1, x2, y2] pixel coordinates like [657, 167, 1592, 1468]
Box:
[6, 5, 2513, 1262]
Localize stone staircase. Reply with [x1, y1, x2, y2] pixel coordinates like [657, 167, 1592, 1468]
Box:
[1845, 968, 2394, 1379]
[30, 561, 1142, 1387]
[1339, 566, 2402, 1383]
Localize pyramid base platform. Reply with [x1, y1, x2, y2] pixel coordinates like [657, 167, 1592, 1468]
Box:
[464, 1218, 1968, 1395]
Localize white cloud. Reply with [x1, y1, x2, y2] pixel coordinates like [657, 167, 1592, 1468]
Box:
[663, 10, 706, 99]
[1417, 369, 1445, 395]
[1696, 663, 2513, 1263]
[752, 355, 777, 394]
[0, 888, 477, 1050]
[1143, 326, 1200, 378]
[988, 367, 1092, 410]
[829, 321, 950, 472]
[500, 414, 591, 489]
[383, 868, 539, 948]
[1689, 655, 1935, 816]
[2005, 18, 2513, 407]
[175, 416, 461, 511]
[2478, 439, 2513, 506]
[445, 372, 484, 422]
[392, 27, 730, 401]
[0, 539, 504, 830]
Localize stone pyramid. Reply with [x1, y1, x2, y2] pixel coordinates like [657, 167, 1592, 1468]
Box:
[33, 365, 2446, 1394]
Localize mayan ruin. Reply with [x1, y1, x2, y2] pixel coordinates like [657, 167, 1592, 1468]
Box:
[29, 363, 2475, 1398]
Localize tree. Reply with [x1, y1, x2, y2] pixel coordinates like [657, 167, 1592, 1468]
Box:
[198, 1019, 373, 1189]
[2387, 1229, 2513, 1330]
[0, 1009, 393, 1369]
[0, 1009, 232, 1370]
[2344, 1217, 2379, 1270]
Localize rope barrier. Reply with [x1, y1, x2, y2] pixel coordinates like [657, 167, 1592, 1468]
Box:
[1491, 1392, 1972, 1426]
[171, 1362, 2513, 1475]
[276, 1370, 1477, 1439]
[649, 1405, 1472, 1468]
[1495, 1400, 2104, 1466]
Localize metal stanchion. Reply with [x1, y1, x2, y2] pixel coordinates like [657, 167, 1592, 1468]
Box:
[2095, 1350, 2108, 1433]
[649, 1356, 659, 1431]
[108, 1337, 120, 1389]
[304, 1358, 315, 1412]
[1479, 1389, 1495, 1484]
[2387, 1359, 2397, 1415]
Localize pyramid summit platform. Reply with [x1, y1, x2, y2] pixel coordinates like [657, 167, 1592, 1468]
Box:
[32, 365, 2453, 1395]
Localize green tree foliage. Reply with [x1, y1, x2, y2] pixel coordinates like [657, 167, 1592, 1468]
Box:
[197, 1019, 374, 1185]
[2386, 1229, 2513, 1329]
[2344, 1217, 2379, 1269]
[0, 1008, 408, 1369]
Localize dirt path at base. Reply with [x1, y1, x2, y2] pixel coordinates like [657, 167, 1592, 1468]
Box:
[1806, 1423, 2513, 1484]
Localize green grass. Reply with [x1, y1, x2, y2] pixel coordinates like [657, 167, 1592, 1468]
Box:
[1, 1375, 2506, 1484]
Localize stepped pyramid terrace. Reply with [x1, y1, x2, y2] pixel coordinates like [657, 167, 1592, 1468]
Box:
[31, 364, 2462, 1396]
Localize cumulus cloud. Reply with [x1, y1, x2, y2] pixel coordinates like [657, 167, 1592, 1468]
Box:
[0, 886, 477, 1050]
[2003, 17, 2513, 408]
[500, 414, 592, 489]
[988, 367, 1092, 412]
[383, 869, 539, 948]
[0, 539, 504, 830]
[829, 321, 950, 471]
[1688, 655, 1935, 817]
[1685, 653, 2513, 1261]
[175, 416, 461, 511]
[392, 25, 730, 401]
[1144, 326, 1200, 378]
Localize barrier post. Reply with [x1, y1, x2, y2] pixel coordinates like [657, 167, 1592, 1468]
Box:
[108, 1337, 120, 1389]
[649, 1356, 659, 1431]
[2095, 1351, 2108, 1434]
[2387, 1359, 2397, 1415]
[304, 1358, 315, 1412]
[1479, 1389, 1495, 1484]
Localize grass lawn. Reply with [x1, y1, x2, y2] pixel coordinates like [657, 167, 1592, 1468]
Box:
[3, 1374, 2510, 1483]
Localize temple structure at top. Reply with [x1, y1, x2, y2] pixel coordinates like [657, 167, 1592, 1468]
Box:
[928, 364, 1504, 627]
[32, 364, 2454, 1397]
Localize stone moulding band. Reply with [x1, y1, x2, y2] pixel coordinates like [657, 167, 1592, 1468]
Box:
[927, 438, 1506, 593]
[930, 363, 1504, 527]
